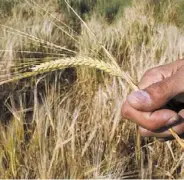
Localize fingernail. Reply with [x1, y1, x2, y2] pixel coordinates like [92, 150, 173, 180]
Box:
[128, 90, 151, 105]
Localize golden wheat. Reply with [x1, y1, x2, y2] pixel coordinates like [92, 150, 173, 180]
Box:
[0, 55, 183, 149]
[0, 56, 137, 88]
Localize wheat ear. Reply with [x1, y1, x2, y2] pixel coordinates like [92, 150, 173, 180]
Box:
[0, 56, 183, 148]
[32, 56, 184, 148]
[0, 56, 137, 87]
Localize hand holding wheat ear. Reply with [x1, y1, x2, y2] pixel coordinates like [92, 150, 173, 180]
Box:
[124, 85, 184, 149]
[1, 56, 184, 148]
[122, 60, 184, 148]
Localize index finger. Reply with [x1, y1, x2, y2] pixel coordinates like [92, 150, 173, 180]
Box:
[138, 68, 164, 89]
[139, 60, 184, 89]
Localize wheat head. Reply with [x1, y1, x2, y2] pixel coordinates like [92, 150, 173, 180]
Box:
[0, 55, 183, 149]
[0, 56, 137, 89]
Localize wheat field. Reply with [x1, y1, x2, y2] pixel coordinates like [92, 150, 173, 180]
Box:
[1, 0, 184, 178]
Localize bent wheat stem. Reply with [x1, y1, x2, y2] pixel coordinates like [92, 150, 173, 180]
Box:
[0, 55, 183, 149]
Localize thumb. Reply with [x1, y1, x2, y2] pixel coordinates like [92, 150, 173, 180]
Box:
[127, 69, 184, 112]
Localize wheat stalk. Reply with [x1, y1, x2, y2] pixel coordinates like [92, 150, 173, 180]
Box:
[0, 56, 183, 148]
[32, 56, 184, 148]
[1, 24, 76, 55]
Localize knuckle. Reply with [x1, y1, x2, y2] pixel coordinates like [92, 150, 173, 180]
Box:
[146, 81, 168, 101]
[154, 82, 167, 94]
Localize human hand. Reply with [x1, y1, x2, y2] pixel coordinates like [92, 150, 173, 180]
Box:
[122, 60, 184, 139]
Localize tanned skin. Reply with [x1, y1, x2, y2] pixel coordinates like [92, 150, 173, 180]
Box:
[122, 60, 184, 140]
